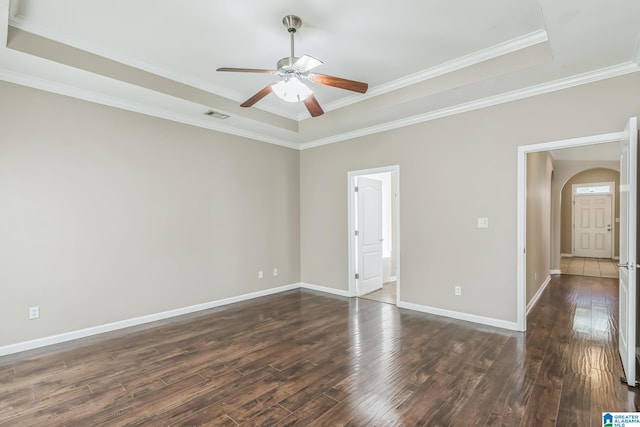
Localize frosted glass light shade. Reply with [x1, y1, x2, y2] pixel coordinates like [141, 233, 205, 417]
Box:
[272, 77, 313, 102]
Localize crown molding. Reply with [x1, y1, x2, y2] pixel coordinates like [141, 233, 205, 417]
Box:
[297, 29, 549, 120]
[0, 67, 299, 149]
[1, 61, 636, 152]
[299, 61, 640, 150]
[1, 23, 637, 153]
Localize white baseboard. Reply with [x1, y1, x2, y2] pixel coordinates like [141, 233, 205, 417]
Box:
[560, 253, 573, 258]
[0, 283, 300, 357]
[527, 275, 552, 315]
[397, 301, 519, 331]
[300, 282, 352, 297]
[549, 269, 561, 275]
[2, 279, 531, 357]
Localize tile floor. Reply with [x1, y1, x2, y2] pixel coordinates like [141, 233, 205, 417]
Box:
[560, 256, 618, 279]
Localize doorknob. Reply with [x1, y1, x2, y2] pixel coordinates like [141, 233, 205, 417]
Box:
[618, 263, 629, 269]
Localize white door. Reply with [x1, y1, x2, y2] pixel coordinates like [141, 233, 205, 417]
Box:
[573, 194, 612, 258]
[619, 116, 638, 387]
[356, 177, 383, 296]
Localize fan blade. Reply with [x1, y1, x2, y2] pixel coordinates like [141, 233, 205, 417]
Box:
[240, 84, 273, 107]
[303, 94, 324, 117]
[292, 55, 323, 72]
[308, 74, 368, 93]
[217, 67, 277, 74]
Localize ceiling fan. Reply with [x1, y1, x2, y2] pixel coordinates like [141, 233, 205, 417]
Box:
[217, 15, 368, 117]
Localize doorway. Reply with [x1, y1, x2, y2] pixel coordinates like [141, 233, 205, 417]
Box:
[347, 166, 400, 305]
[517, 125, 633, 330]
[517, 117, 637, 387]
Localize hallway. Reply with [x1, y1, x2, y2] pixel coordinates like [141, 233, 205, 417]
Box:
[525, 273, 638, 424]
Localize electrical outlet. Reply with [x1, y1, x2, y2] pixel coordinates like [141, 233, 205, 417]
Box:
[29, 306, 40, 319]
[454, 286, 462, 296]
[258, 270, 264, 279]
[273, 268, 278, 277]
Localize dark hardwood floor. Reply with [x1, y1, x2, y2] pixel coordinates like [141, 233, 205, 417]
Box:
[1, 275, 638, 426]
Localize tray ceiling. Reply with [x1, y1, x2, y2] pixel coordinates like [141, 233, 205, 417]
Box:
[1, 0, 639, 148]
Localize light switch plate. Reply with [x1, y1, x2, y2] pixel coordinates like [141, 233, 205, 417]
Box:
[29, 306, 40, 319]
[477, 217, 489, 229]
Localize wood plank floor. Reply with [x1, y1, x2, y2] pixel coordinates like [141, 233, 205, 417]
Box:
[1, 275, 639, 426]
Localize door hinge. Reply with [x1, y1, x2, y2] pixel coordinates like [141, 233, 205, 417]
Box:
[355, 230, 359, 236]
[354, 186, 359, 192]
[355, 273, 359, 280]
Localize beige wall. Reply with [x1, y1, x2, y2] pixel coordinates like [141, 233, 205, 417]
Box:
[300, 72, 640, 323]
[560, 168, 620, 256]
[0, 81, 300, 347]
[526, 152, 553, 302]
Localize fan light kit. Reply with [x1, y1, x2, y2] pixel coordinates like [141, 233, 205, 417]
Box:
[217, 15, 368, 117]
[272, 77, 312, 102]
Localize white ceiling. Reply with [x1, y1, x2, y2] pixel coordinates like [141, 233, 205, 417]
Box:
[1, 0, 639, 149]
[549, 141, 621, 162]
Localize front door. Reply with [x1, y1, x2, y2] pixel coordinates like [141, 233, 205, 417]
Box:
[573, 194, 612, 258]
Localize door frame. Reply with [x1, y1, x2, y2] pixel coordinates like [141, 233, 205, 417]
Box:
[571, 181, 615, 258]
[348, 165, 400, 304]
[517, 131, 623, 331]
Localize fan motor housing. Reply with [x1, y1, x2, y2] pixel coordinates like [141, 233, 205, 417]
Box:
[277, 56, 300, 71]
